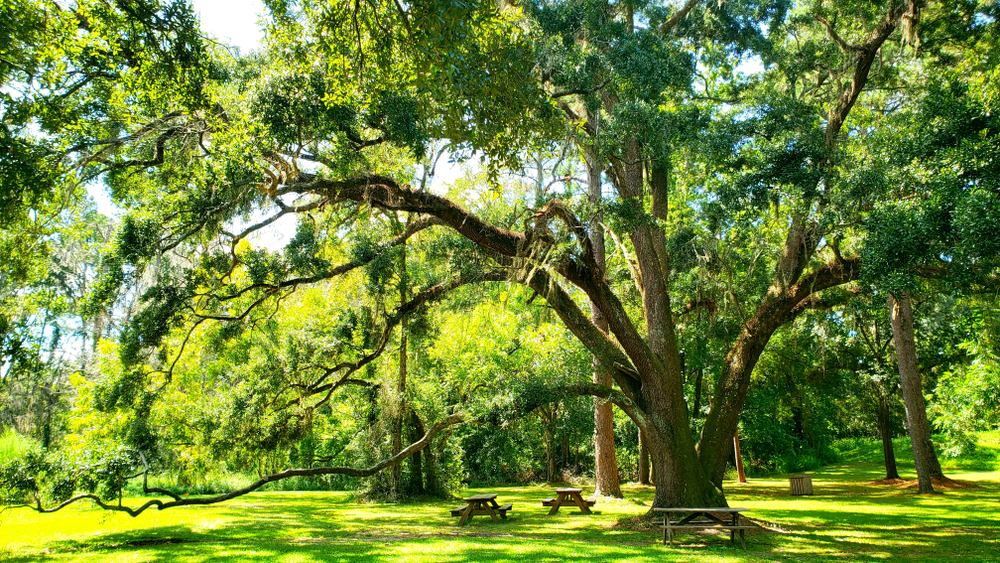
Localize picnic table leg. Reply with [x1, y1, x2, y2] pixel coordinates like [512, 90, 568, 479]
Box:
[482, 502, 501, 523]
[730, 513, 736, 545]
[572, 492, 592, 515]
[740, 528, 746, 550]
[548, 493, 564, 516]
[489, 499, 507, 520]
[458, 503, 475, 526]
[665, 511, 674, 546]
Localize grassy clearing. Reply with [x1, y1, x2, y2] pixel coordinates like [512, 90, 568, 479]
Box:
[2, 437, 998, 563]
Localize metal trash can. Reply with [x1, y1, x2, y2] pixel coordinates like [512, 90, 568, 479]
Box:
[789, 474, 813, 495]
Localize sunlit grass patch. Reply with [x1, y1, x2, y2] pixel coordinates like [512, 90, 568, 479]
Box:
[1, 456, 998, 563]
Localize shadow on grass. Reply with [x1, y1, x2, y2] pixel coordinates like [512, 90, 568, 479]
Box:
[8, 464, 1000, 563]
[0, 525, 227, 563]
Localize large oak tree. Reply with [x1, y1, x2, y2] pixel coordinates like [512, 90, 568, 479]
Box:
[3, 0, 998, 513]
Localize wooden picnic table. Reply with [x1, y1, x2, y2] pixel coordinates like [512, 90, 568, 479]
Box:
[541, 488, 595, 515]
[450, 493, 513, 526]
[652, 507, 754, 549]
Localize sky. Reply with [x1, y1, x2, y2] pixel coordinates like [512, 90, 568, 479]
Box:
[194, 0, 267, 53]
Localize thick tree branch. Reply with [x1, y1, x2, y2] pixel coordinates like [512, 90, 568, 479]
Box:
[814, 15, 858, 55]
[28, 414, 464, 516]
[304, 175, 524, 258]
[511, 264, 641, 394]
[550, 79, 610, 99]
[698, 256, 862, 485]
[511, 382, 636, 421]
[659, 0, 701, 34]
[824, 3, 907, 147]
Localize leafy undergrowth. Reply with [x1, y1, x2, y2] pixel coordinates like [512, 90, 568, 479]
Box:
[832, 431, 1000, 472]
[1, 443, 998, 563]
[0, 427, 38, 464]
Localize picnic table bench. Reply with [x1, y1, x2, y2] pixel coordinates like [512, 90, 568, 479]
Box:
[652, 507, 754, 549]
[450, 493, 512, 525]
[541, 488, 596, 515]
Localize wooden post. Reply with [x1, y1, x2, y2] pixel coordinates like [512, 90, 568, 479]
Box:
[734, 435, 747, 484]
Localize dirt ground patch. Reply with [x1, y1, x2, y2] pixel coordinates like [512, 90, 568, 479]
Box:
[869, 477, 978, 490]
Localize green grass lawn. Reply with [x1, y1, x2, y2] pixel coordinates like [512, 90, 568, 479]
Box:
[2, 438, 998, 563]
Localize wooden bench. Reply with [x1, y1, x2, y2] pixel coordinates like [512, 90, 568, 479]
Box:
[653, 507, 754, 549]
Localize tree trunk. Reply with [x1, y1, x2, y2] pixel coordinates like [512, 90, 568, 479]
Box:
[888, 292, 944, 493]
[407, 410, 425, 494]
[697, 257, 861, 487]
[877, 388, 900, 480]
[425, 435, 441, 495]
[562, 434, 570, 472]
[545, 425, 557, 483]
[585, 145, 622, 498]
[638, 428, 650, 484]
[733, 435, 747, 484]
[391, 243, 408, 498]
[641, 406, 725, 508]
[692, 368, 703, 418]
[694, 4, 905, 487]
[309, 173, 731, 507]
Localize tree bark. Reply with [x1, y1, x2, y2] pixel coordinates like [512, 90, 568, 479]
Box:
[538, 405, 558, 482]
[733, 435, 747, 484]
[585, 145, 622, 498]
[638, 428, 650, 484]
[887, 292, 944, 493]
[425, 432, 442, 495]
[877, 388, 900, 480]
[545, 425, 557, 482]
[407, 410, 425, 494]
[640, 403, 723, 507]
[692, 368, 703, 418]
[391, 241, 408, 498]
[562, 434, 570, 472]
[308, 175, 738, 508]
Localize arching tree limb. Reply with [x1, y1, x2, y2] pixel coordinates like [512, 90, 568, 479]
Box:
[26, 414, 465, 517]
[698, 257, 862, 485]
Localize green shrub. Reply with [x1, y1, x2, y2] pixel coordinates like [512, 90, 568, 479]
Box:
[124, 471, 255, 497]
[0, 427, 39, 463]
